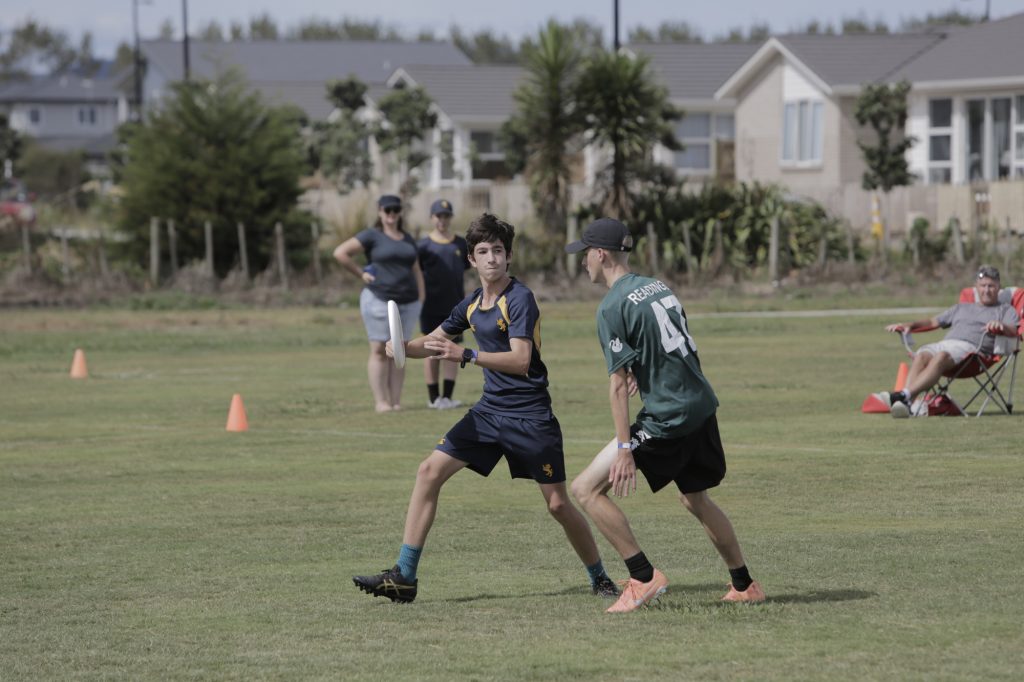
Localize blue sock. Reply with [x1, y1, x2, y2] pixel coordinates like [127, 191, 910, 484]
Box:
[396, 544, 422, 581]
[586, 560, 608, 586]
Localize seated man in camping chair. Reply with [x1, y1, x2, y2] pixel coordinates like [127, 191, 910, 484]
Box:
[875, 265, 1020, 418]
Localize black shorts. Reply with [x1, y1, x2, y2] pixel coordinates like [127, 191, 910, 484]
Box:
[436, 409, 566, 484]
[421, 311, 463, 343]
[630, 413, 726, 494]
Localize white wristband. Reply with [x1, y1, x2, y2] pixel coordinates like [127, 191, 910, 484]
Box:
[617, 441, 632, 450]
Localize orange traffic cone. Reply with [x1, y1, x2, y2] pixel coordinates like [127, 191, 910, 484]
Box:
[70, 348, 89, 379]
[226, 393, 249, 432]
[893, 362, 909, 392]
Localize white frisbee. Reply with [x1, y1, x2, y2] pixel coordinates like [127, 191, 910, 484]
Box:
[387, 300, 406, 368]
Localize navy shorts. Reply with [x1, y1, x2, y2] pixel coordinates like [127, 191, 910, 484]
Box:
[630, 413, 726, 494]
[436, 409, 566, 484]
[421, 309, 462, 344]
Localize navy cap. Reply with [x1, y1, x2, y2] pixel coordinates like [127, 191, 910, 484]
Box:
[430, 199, 454, 216]
[565, 218, 633, 253]
[378, 194, 402, 209]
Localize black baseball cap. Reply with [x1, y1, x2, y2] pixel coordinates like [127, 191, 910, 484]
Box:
[565, 218, 634, 254]
[378, 194, 402, 210]
[430, 199, 453, 216]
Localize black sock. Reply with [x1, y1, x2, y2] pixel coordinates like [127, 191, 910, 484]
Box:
[427, 383, 439, 403]
[624, 551, 655, 583]
[729, 565, 753, 591]
[442, 379, 456, 400]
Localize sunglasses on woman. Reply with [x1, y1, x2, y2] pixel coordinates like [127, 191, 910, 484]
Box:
[383, 207, 402, 215]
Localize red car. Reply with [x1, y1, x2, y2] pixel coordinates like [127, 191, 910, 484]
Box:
[0, 178, 36, 226]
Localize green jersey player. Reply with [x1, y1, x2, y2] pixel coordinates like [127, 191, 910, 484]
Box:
[566, 218, 765, 613]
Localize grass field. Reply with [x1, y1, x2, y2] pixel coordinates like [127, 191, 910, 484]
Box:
[2, 293, 1023, 680]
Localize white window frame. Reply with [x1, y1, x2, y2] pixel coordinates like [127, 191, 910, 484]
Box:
[963, 93, 1024, 182]
[673, 112, 734, 175]
[1014, 94, 1024, 179]
[780, 99, 823, 167]
[927, 98, 953, 185]
[468, 129, 506, 184]
[76, 106, 98, 128]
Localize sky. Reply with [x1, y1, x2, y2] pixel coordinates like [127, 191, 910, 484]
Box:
[4, 0, 1024, 57]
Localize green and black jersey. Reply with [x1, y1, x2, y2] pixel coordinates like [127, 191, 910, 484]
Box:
[596, 273, 718, 438]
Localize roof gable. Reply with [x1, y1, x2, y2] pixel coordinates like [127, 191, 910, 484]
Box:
[891, 12, 1024, 85]
[386, 64, 525, 121]
[626, 42, 760, 102]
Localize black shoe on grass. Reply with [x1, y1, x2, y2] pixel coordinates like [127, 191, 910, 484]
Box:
[592, 574, 620, 598]
[353, 565, 418, 603]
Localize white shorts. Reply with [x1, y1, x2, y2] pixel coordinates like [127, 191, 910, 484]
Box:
[917, 339, 976, 364]
[359, 288, 421, 343]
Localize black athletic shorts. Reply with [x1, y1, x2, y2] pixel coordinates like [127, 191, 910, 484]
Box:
[421, 311, 463, 344]
[629, 413, 726, 494]
[436, 408, 566, 484]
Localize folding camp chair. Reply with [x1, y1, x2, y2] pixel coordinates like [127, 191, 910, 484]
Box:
[899, 286, 1023, 417]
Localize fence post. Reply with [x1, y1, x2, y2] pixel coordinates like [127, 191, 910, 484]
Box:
[275, 221, 289, 291]
[566, 215, 578, 279]
[204, 220, 214, 277]
[149, 216, 160, 286]
[681, 220, 696, 285]
[950, 216, 965, 265]
[768, 215, 780, 283]
[846, 221, 855, 266]
[21, 222, 32, 274]
[60, 228, 71, 284]
[1004, 215, 1012, 279]
[237, 222, 250, 280]
[167, 219, 179, 276]
[98, 233, 110, 280]
[310, 222, 323, 284]
[646, 222, 659, 276]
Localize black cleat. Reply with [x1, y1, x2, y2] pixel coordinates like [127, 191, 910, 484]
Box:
[353, 565, 418, 603]
[592, 574, 620, 598]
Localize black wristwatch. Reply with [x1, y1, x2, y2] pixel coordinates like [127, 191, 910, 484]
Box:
[460, 348, 478, 368]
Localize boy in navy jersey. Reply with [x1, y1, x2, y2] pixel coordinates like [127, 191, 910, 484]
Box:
[353, 213, 616, 603]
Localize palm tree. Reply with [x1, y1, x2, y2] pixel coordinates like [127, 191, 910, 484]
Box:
[575, 50, 681, 222]
[500, 21, 584, 242]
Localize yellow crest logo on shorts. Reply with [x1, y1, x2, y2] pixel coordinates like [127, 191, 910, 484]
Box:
[542, 464, 553, 478]
[497, 318, 507, 332]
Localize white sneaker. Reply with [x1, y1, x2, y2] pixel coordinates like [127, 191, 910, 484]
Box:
[443, 398, 463, 409]
[427, 397, 442, 409]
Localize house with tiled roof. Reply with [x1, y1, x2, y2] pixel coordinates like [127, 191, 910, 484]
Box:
[628, 42, 760, 179]
[140, 40, 472, 121]
[384, 64, 525, 189]
[715, 13, 1024, 191]
[0, 63, 129, 165]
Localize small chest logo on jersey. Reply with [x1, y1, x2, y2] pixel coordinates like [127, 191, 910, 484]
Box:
[542, 464, 554, 478]
[497, 318, 507, 332]
[609, 337, 623, 353]
[438, 437, 446, 445]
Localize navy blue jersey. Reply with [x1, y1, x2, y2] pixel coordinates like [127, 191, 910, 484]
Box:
[417, 234, 469, 326]
[441, 278, 552, 418]
[356, 228, 419, 304]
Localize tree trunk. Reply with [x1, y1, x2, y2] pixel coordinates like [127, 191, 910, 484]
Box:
[311, 222, 323, 284]
[21, 222, 32, 274]
[768, 215, 780, 283]
[167, 219, 178, 276]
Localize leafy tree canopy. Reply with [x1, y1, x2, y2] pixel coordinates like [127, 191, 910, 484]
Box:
[373, 86, 437, 198]
[854, 80, 916, 193]
[116, 70, 309, 274]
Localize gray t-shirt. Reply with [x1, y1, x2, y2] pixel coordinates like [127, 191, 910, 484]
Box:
[936, 302, 1019, 355]
[356, 228, 419, 304]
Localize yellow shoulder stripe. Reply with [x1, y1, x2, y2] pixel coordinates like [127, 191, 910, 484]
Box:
[466, 295, 482, 330]
[496, 295, 511, 328]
